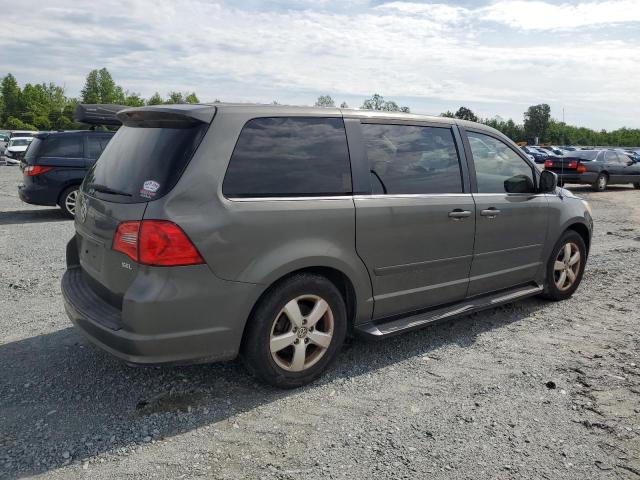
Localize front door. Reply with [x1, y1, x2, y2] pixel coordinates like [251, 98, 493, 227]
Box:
[354, 121, 475, 319]
[464, 130, 549, 297]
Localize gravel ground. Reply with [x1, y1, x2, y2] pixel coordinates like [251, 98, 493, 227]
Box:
[0, 165, 639, 479]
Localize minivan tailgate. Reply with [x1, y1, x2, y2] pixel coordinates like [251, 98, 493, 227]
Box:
[74, 191, 147, 306]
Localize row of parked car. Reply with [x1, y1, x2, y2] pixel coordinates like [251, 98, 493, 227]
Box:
[520, 144, 640, 191]
[1, 106, 121, 217]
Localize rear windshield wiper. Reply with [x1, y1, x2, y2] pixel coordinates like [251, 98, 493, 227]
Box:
[87, 183, 132, 197]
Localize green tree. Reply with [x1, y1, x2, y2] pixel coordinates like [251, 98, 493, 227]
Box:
[97, 68, 119, 104]
[315, 95, 335, 107]
[185, 92, 199, 104]
[166, 91, 184, 104]
[524, 104, 551, 143]
[1, 74, 23, 123]
[340, 101, 348, 108]
[5, 116, 35, 130]
[440, 110, 455, 118]
[147, 92, 164, 105]
[454, 106, 478, 122]
[361, 93, 410, 113]
[80, 69, 101, 104]
[123, 92, 145, 107]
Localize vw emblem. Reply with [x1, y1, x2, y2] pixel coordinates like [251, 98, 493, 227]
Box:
[78, 195, 88, 223]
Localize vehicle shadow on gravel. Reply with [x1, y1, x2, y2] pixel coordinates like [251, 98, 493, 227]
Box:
[0, 209, 68, 225]
[0, 297, 547, 478]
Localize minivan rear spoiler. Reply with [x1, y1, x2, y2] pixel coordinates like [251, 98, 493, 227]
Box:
[116, 105, 217, 128]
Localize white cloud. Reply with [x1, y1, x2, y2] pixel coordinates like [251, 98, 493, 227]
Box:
[0, 0, 639, 129]
[482, 0, 640, 30]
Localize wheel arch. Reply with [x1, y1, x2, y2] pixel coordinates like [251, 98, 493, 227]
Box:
[57, 181, 82, 205]
[240, 264, 368, 349]
[566, 222, 591, 256]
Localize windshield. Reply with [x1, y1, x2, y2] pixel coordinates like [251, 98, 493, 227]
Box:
[82, 124, 208, 203]
[10, 138, 31, 147]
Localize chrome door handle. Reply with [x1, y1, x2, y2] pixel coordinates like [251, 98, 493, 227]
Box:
[448, 209, 472, 219]
[480, 208, 501, 218]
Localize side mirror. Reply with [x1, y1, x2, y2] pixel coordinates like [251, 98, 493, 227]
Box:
[504, 174, 535, 193]
[539, 170, 558, 193]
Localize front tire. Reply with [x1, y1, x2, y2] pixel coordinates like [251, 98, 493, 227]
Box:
[634, 182, 640, 190]
[541, 230, 586, 301]
[241, 273, 347, 388]
[59, 186, 79, 218]
[592, 173, 608, 192]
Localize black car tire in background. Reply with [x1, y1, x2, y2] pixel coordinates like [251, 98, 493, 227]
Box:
[59, 185, 79, 218]
[634, 183, 640, 189]
[593, 173, 608, 192]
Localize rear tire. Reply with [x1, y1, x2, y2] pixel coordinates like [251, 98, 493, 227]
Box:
[592, 173, 608, 192]
[634, 182, 640, 190]
[241, 273, 347, 388]
[540, 230, 586, 301]
[59, 186, 79, 218]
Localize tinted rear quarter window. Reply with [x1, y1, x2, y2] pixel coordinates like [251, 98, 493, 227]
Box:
[223, 117, 351, 197]
[87, 135, 112, 159]
[41, 135, 83, 158]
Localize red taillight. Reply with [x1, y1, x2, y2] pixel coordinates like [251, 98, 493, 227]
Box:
[112, 220, 204, 266]
[576, 164, 587, 173]
[24, 165, 53, 176]
[544, 160, 553, 168]
[567, 161, 577, 169]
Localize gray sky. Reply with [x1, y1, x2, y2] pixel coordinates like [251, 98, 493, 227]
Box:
[1, 0, 639, 129]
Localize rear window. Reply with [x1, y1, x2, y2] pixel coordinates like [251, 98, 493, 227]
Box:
[82, 124, 207, 203]
[10, 139, 31, 146]
[24, 137, 43, 163]
[222, 117, 351, 198]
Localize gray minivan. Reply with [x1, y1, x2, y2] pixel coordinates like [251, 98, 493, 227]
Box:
[62, 104, 593, 387]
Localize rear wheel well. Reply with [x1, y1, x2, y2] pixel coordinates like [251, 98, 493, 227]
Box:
[566, 223, 590, 256]
[57, 182, 81, 205]
[242, 267, 357, 342]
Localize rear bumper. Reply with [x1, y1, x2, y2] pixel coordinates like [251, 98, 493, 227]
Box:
[18, 182, 59, 206]
[553, 172, 598, 184]
[62, 264, 263, 365]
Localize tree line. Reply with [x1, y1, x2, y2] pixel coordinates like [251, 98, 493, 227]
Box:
[0, 68, 200, 131]
[1, 68, 638, 146]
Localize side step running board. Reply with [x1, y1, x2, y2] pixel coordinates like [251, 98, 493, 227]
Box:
[355, 284, 543, 338]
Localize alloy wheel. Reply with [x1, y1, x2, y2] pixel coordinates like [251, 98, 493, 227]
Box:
[269, 294, 334, 372]
[553, 242, 581, 291]
[65, 189, 78, 216]
[598, 175, 607, 190]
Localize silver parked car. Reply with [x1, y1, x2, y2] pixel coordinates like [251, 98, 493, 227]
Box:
[62, 104, 593, 388]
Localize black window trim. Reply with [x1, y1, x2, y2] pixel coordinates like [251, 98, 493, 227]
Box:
[356, 120, 469, 196]
[460, 126, 540, 194]
[222, 115, 354, 200]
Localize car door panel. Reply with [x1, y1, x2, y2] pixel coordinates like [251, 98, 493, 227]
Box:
[469, 193, 548, 295]
[355, 194, 475, 318]
[351, 121, 475, 319]
[463, 129, 548, 297]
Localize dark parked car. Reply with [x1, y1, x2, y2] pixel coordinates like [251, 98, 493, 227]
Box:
[62, 104, 592, 388]
[521, 146, 549, 163]
[544, 149, 640, 191]
[18, 130, 115, 217]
